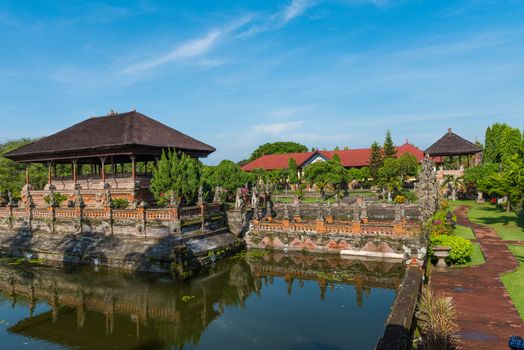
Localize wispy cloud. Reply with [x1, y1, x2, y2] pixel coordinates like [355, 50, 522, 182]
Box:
[281, 0, 315, 23]
[122, 15, 251, 74]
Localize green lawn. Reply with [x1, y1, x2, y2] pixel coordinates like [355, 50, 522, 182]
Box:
[450, 200, 524, 241]
[501, 245, 524, 320]
[453, 225, 476, 239]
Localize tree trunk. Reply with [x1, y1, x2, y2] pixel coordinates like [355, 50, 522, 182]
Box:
[507, 199, 511, 213]
[451, 188, 457, 201]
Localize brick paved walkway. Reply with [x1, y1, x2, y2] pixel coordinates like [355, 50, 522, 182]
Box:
[431, 205, 523, 350]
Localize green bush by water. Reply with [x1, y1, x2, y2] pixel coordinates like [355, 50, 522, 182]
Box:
[430, 236, 473, 265]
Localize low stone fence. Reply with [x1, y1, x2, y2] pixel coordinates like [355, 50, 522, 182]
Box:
[0, 203, 224, 239]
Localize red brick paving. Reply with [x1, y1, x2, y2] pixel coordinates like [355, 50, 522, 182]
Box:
[432, 205, 523, 350]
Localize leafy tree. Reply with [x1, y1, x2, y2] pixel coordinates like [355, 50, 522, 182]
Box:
[484, 123, 522, 164]
[334, 146, 340, 151]
[203, 160, 252, 201]
[463, 164, 498, 193]
[378, 158, 402, 201]
[383, 129, 397, 159]
[303, 159, 347, 199]
[246, 141, 308, 163]
[150, 150, 203, 205]
[287, 158, 299, 185]
[368, 141, 383, 182]
[479, 154, 524, 212]
[397, 153, 419, 182]
[0, 139, 47, 198]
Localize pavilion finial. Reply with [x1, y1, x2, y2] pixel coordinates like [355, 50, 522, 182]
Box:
[405, 139, 409, 144]
[448, 128, 452, 133]
[108, 109, 118, 116]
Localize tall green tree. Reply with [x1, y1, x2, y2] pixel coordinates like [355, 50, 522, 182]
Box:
[202, 160, 252, 201]
[383, 129, 397, 159]
[397, 153, 419, 182]
[378, 158, 402, 201]
[480, 154, 524, 212]
[0, 139, 47, 197]
[150, 150, 203, 205]
[303, 159, 347, 199]
[484, 123, 522, 164]
[244, 141, 308, 163]
[368, 141, 383, 182]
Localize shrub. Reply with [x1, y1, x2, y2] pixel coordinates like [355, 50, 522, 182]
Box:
[430, 235, 473, 265]
[43, 192, 68, 207]
[427, 210, 454, 237]
[417, 287, 461, 350]
[112, 198, 129, 209]
[394, 195, 406, 204]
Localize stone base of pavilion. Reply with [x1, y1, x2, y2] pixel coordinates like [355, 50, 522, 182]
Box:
[0, 202, 243, 274]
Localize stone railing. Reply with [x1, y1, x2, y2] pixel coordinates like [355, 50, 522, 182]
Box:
[0, 203, 225, 238]
[251, 217, 418, 237]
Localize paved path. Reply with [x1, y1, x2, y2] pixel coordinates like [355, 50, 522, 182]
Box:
[432, 205, 523, 350]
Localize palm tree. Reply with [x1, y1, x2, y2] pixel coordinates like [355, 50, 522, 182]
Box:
[441, 175, 466, 201]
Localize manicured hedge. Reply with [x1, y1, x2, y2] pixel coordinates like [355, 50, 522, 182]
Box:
[430, 235, 473, 265]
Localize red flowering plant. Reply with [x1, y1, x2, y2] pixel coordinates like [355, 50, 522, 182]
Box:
[427, 210, 454, 237]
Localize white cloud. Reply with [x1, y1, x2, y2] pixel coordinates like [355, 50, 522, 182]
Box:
[122, 15, 251, 74]
[253, 121, 304, 135]
[282, 0, 314, 23]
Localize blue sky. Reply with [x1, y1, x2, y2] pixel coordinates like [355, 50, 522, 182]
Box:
[1, 0, 523, 164]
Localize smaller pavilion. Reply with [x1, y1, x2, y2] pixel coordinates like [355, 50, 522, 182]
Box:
[425, 128, 482, 179]
[4, 110, 215, 207]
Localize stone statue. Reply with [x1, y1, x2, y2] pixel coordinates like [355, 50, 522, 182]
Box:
[74, 188, 85, 208]
[266, 199, 273, 218]
[326, 201, 333, 217]
[283, 204, 289, 220]
[103, 189, 112, 208]
[235, 188, 243, 209]
[352, 203, 360, 222]
[197, 185, 204, 205]
[360, 199, 368, 221]
[416, 155, 439, 219]
[169, 191, 179, 208]
[213, 186, 221, 204]
[251, 187, 259, 208]
[48, 189, 58, 208]
[25, 189, 35, 208]
[7, 191, 15, 207]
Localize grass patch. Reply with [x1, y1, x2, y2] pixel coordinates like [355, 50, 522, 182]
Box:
[501, 245, 524, 320]
[453, 225, 476, 240]
[450, 200, 524, 241]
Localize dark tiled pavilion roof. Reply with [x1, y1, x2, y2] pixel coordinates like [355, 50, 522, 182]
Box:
[425, 128, 481, 156]
[4, 111, 215, 162]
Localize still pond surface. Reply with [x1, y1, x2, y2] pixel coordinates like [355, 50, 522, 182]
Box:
[0, 252, 403, 350]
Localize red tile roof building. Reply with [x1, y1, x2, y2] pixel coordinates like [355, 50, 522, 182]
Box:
[241, 141, 425, 171]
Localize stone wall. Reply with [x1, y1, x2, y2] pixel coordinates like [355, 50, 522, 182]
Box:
[0, 203, 241, 274]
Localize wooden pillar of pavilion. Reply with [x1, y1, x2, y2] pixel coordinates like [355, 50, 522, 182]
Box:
[130, 156, 136, 181]
[72, 159, 78, 183]
[47, 162, 53, 185]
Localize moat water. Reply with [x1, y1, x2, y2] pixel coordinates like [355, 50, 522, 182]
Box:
[0, 252, 403, 350]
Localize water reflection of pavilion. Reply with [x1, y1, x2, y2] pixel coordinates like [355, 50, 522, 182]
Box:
[0, 254, 403, 349]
